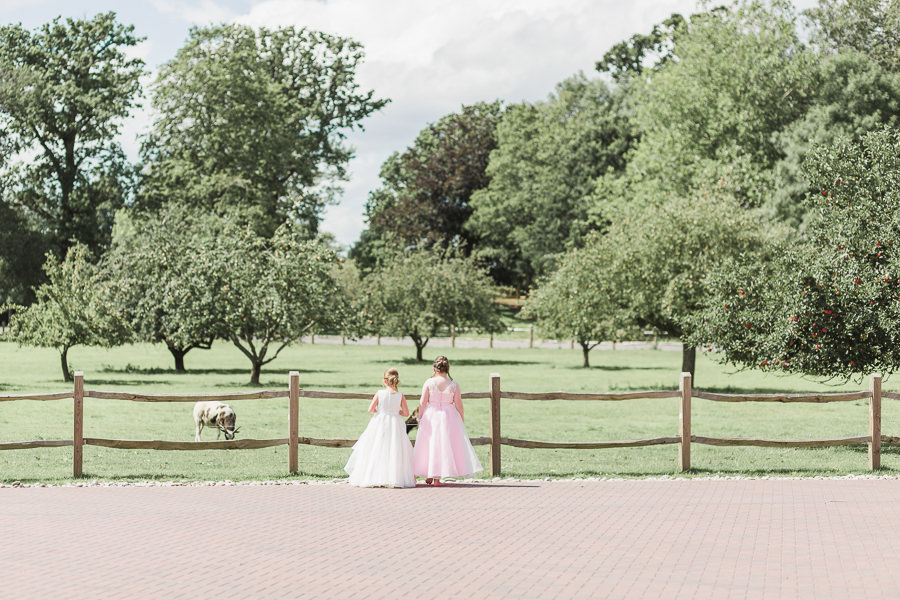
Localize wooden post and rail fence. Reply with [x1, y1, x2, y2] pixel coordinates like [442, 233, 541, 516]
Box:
[0, 371, 891, 478]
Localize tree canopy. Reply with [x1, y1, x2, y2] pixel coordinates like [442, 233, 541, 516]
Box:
[690, 128, 900, 380]
[105, 206, 229, 371]
[139, 23, 388, 236]
[467, 75, 636, 288]
[6, 245, 128, 381]
[360, 248, 502, 361]
[522, 239, 635, 367]
[0, 12, 144, 256]
[356, 102, 502, 268]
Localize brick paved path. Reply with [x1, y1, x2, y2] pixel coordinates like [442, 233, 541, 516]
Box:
[2, 478, 900, 599]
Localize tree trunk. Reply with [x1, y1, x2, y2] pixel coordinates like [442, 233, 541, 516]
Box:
[415, 342, 424, 362]
[681, 343, 696, 382]
[581, 343, 591, 368]
[250, 361, 262, 385]
[60, 345, 71, 382]
[168, 346, 187, 372]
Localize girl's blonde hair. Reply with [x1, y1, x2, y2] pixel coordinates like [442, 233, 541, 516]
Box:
[383, 368, 400, 389]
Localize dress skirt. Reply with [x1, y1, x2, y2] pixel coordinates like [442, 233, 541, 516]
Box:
[345, 412, 415, 488]
[413, 404, 483, 478]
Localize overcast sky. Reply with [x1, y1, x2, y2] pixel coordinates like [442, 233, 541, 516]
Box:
[3, 0, 819, 249]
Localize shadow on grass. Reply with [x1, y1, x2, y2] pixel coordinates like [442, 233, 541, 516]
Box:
[399, 357, 541, 367]
[568, 365, 669, 372]
[101, 366, 336, 376]
[695, 385, 864, 395]
[82, 378, 161, 387]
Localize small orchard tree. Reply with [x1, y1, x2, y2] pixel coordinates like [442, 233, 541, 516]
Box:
[6, 245, 128, 381]
[362, 249, 503, 361]
[105, 206, 228, 371]
[522, 239, 635, 367]
[690, 128, 900, 379]
[604, 191, 770, 379]
[215, 221, 346, 384]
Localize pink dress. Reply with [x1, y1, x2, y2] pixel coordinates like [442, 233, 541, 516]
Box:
[413, 377, 483, 478]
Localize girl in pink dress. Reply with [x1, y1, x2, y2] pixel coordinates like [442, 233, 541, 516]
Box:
[413, 356, 483, 485]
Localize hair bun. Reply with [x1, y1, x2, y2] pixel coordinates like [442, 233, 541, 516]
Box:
[433, 355, 450, 373]
[384, 368, 400, 388]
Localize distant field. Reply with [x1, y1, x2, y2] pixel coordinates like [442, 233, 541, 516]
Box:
[1, 339, 897, 483]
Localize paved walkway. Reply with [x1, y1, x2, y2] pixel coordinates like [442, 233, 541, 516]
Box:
[2, 478, 900, 599]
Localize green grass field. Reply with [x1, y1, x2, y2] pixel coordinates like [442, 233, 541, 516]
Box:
[1, 338, 897, 483]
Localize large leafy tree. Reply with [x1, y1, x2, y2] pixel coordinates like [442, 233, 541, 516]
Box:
[105, 206, 229, 372]
[139, 24, 388, 236]
[805, 0, 900, 71]
[356, 102, 502, 267]
[213, 221, 347, 384]
[522, 239, 635, 368]
[601, 0, 816, 211]
[602, 192, 770, 379]
[690, 128, 900, 380]
[595, 13, 686, 82]
[0, 13, 144, 256]
[6, 245, 128, 381]
[361, 249, 502, 361]
[769, 50, 900, 226]
[467, 75, 636, 288]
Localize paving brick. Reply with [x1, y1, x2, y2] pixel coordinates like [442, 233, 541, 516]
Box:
[2, 479, 900, 598]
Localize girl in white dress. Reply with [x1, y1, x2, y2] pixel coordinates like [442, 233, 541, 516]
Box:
[344, 368, 416, 488]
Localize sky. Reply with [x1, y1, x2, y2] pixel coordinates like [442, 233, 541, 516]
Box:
[3, 0, 819, 249]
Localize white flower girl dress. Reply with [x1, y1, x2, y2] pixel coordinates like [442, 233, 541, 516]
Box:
[344, 388, 415, 488]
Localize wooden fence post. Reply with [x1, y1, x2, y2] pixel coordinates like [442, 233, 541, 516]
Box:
[679, 372, 691, 472]
[73, 371, 84, 478]
[289, 371, 299, 474]
[489, 373, 501, 476]
[870, 373, 882, 470]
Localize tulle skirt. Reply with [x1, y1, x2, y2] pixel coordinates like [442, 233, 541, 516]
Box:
[413, 404, 483, 478]
[345, 413, 415, 488]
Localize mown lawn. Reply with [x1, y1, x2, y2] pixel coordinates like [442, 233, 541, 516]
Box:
[1, 339, 897, 483]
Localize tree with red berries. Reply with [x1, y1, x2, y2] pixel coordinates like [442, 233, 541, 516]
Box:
[689, 128, 900, 379]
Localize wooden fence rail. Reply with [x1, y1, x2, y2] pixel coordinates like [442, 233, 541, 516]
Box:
[0, 371, 887, 478]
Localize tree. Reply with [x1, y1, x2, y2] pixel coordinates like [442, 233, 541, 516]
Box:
[522, 239, 635, 367]
[805, 0, 900, 71]
[0, 13, 144, 256]
[105, 206, 229, 371]
[6, 245, 128, 381]
[689, 128, 900, 380]
[214, 221, 346, 384]
[602, 191, 770, 379]
[358, 102, 502, 262]
[361, 249, 502, 361]
[768, 50, 900, 227]
[467, 75, 636, 288]
[0, 201, 47, 308]
[139, 23, 388, 236]
[604, 0, 816, 210]
[596, 13, 686, 82]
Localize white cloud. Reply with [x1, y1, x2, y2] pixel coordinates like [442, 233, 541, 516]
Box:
[236, 0, 707, 247]
[151, 0, 237, 25]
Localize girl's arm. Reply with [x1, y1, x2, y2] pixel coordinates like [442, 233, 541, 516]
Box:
[453, 382, 464, 421]
[368, 393, 379, 413]
[399, 394, 410, 417]
[419, 381, 430, 417]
